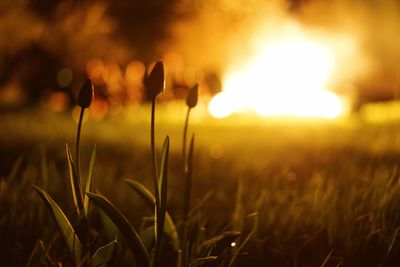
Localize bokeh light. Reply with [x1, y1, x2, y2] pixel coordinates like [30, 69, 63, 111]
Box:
[56, 68, 73, 88]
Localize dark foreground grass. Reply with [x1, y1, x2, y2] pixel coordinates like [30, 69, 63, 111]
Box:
[1, 108, 400, 266]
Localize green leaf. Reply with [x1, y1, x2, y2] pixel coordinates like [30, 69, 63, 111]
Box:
[125, 179, 155, 210]
[33, 185, 82, 264]
[89, 240, 117, 267]
[156, 136, 169, 250]
[125, 179, 180, 250]
[66, 144, 84, 216]
[84, 145, 96, 217]
[87, 192, 150, 267]
[98, 208, 120, 242]
[202, 231, 241, 256]
[188, 256, 218, 267]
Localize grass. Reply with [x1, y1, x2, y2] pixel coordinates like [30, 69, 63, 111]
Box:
[1, 67, 243, 267]
[1, 102, 400, 266]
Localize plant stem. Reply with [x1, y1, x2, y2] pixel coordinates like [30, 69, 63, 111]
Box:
[182, 107, 191, 222]
[76, 107, 85, 186]
[182, 107, 191, 265]
[151, 98, 159, 196]
[76, 107, 89, 251]
[182, 107, 191, 172]
[150, 97, 161, 262]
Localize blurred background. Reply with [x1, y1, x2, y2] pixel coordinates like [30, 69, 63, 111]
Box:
[0, 0, 399, 119]
[3, 2, 400, 266]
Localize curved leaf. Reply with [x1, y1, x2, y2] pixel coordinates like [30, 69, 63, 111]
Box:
[33, 185, 82, 264]
[84, 145, 96, 217]
[89, 240, 117, 267]
[125, 179, 180, 250]
[188, 256, 218, 267]
[125, 179, 155, 210]
[87, 192, 150, 267]
[155, 135, 169, 255]
[159, 136, 169, 214]
[66, 144, 84, 216]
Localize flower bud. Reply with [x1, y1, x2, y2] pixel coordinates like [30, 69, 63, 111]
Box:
[77, 78, 94, 108]
[146, 61, 165, 98]
[186, 83, 199, 108]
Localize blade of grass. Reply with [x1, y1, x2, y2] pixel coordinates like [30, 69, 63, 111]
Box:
[88, 240, 117, 267]
[182, 134, 195, 265]
[98, 208, 120, 242]
[155, 136, 169, 259]
[320, 249, 334, 267]
[66, 144, 84, 216]
[227, 213, 258, 267]
[26, 240, 46, 267]
[84, 145, 96, 217]
[124, 179, 155, 210]
[87, 192, 150, 267]
[33, 185, 82, 264]
[124, 179, 180, 249]
[188, 256, 218, 267]
[232, 178, 244, 231]
[158, 135, 169, 224]
[189, 191, 214, 217]
[202, 231, 241, 256]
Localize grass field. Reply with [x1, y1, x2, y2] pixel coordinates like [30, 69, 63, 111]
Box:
[1, 105, 400, 266]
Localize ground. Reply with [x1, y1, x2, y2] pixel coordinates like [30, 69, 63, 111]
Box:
[1, 105, 400, 266]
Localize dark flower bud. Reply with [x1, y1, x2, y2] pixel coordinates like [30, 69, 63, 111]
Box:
[146, 61, 165, 98]
[77, 78, 94, 108]
[186, 83, 199, 108]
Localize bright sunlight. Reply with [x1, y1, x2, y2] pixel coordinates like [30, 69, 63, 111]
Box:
[209, 24, 350, 119]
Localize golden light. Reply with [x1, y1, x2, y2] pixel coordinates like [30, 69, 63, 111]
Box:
[208, 24, 351, 119]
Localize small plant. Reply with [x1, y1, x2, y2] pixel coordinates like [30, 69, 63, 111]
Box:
[33, 78, 117, 266]
[76, 77, 94, 192]
[33, 62, 242, 267]
[182, 83, 199, 221]
[91, 61, 173, 266]
[110, 62, 241, 266]
[181, 83, 198, 265]
[147, 60, 168, 266]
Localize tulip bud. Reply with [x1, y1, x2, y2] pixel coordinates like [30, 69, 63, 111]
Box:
[186, 83, 199, 108]
[77, 78, 94, 108]
[146, 61, 165, 98]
